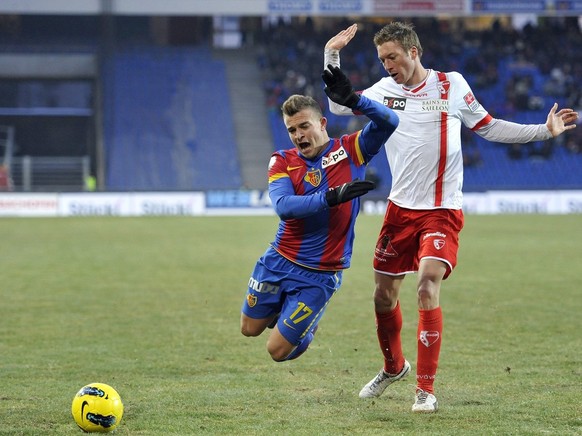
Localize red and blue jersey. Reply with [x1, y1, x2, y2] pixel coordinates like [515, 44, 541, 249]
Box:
[267, 135, 364, 270]
[268, 97, 398, 271]
[267, 96, 398, 271]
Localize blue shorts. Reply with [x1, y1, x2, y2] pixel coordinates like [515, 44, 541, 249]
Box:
[242, 247, 342, 346]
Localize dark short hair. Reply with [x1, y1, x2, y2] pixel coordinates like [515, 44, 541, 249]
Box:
[373, 21, 423, 57]
[281, 95, 323, 118]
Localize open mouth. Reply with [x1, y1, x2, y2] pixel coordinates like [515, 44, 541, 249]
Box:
[298, 141, 310, 151]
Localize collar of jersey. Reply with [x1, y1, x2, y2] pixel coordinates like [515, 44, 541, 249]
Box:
[402, 69, 432, 93]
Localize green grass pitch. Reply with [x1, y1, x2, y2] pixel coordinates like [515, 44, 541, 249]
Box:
[0, 214, 580, 435]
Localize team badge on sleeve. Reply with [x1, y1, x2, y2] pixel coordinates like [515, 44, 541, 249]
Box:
[463, 92, 480, 112]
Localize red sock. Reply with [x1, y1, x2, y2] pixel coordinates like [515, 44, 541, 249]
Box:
[416, 307, 443, 394]
[375, 302, 404, 374]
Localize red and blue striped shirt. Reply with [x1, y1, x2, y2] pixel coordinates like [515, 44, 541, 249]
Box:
[267, 95, 398, 270]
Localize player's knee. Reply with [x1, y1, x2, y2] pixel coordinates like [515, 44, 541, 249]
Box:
[416, 286, 432, 302]
[269, 350, 289, 362]
[267, 339, 294, 362]
[373, 285, 398, 309]
[240, 320, 262, 337]
[416, 281, 439, 308]
[241, 327, 255, 337]
[267, 345, 290, 362]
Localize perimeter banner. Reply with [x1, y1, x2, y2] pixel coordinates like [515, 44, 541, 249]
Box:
[0, 193, 58, 217]
[473, 0, 582, 13]
[373, 0, 464, 14]
[472, 0, 547, 12]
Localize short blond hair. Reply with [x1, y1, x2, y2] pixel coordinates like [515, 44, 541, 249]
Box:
[373, 21, 423, 57]
[281, 95, 323, 118]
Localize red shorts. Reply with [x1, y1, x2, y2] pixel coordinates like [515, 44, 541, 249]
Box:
[373, 202, 464, 279]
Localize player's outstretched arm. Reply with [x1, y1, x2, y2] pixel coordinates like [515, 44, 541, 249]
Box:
[546, 103, 579, 137]
[324, 25, 358, 116]
[324, 23, 358, 51]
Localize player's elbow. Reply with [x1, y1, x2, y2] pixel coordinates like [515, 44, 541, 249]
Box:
[273, 199, 294, 220]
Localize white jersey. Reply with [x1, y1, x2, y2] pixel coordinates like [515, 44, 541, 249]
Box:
[362, 70, 489, 210]
[326, 61, 553, 210]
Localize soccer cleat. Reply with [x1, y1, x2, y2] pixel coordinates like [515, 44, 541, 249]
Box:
[358, 360, 411, 398]
[412, 389, 438, 413]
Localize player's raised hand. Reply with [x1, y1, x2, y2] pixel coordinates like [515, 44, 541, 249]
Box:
[546, 103, 579, 137]
[325, 23, 358, 51]
[325, 180, 375, 207]
[322, 65, 360, 109]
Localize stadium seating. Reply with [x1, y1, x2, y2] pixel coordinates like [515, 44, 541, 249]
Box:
[104, 46, 242, 190]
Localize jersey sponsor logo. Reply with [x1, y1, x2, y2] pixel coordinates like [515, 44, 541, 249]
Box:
[248, 277, 280, 294]
[383, 96, 407, 110]
[322, 146, 347, 168]
[421, 99, 449, 112]
[437, 80, 450, 95]
[304, 169, 322, 187]
[464, 91, 480, 112]
[419, 330, 440, 347]
[286, 165, 303, 172]
[423, 231, 446, 239]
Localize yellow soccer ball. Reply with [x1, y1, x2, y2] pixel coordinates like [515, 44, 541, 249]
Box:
[71, 383, 124, 433]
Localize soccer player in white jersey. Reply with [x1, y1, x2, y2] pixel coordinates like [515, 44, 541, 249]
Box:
[324, 21, 579, 413]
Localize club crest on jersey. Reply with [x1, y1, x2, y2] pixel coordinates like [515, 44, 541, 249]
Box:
[322, 146, 347, 168]
[246, 293, 257, 308]
[304, 169, 321, 187]
[437, 80, 450, 96]
[434, 239, 445, 250]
